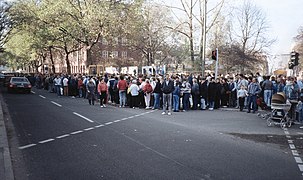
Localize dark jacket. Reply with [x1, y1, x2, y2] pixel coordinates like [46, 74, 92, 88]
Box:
[208, 82, 217, 101]
[161, 80, 175, 94]
[153, 81, 162, 93]
[199, 80, 208, 99]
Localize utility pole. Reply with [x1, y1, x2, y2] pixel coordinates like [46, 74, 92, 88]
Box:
[201, 0, 207, 77]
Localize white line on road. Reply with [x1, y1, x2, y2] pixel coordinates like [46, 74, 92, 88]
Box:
[84, 127, 94, 131]
[295, 157, 303, 164]
[284, 131, 290, 135]
[39, 95, 46, 99]
[289, 144, 296, 150]
[105, 122, 113, 125]
[51, 101, 62, 107]
[56, 134, 70, 139]
[95, 125, 104, 128]
[19, 144, 37, 150]
[286, 135, 291, 139]
[299, 164, 303, 172]
[114, 120, 121, 123]
[39, 139, 55, 144]
[288, 140, 294, 143]
[73, 112, 94, 123]
[31, 91, 36, 94]
[121, 118, 128, 121]
[292, 150, 299, 156]
[128, 116, 134, 118]
[70, 130, 83, 135]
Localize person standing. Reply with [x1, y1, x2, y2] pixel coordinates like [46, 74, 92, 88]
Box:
[262, 76, 273, 108]
[208, 77, 217, 110]
[54, 75, 62, 96]
[191, 78, 200, 110]
[143, 79, 153, 109]
[98, 78, 108, 107]
[172, 80, 180, 112]
[129, 80, 140, 108]
[181, 79, 191, 111]
[63, 75, 69, 96]
[199, 77, 208, 110]
[247, 78, 262, 113]
[237, 85, 248, 111]
[86, 79, 96, 105]
[117, 75, 128, 107]
[161, 75, 175, 115]
[152, 78, 162, 110]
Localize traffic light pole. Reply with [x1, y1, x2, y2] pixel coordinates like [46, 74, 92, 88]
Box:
[215, 48, 219, 80]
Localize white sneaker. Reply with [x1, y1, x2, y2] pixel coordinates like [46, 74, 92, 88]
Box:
[119, 106, 122, 108]
[209, 108, 214, 111]
[100, 105, 104, 108]
[162, 112, 166, 115]
[168, 112, 172, 115]
[145, 107, 150, 109]
[103, 105, 106, 108]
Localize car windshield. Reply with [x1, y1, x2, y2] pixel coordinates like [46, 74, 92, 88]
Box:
[11, 77, 29, 83]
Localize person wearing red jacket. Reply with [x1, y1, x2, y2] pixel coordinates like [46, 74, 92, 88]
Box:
[98, 78, 108, 107]
[117, 75, 128, 107]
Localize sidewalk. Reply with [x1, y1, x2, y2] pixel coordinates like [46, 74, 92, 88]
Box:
[0, 99, 14, 180]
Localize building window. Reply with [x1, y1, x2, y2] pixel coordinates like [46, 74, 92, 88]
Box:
[113, 37, 119, 45]
[102, 38, 108, 45]
[121, 38, 127, 46]
[122, 51, 127, 59]
[102, 51, 108, 58]
[112, 51, 119, 58]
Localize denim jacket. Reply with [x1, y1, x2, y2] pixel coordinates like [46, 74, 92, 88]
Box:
[247, 82, 261, 96]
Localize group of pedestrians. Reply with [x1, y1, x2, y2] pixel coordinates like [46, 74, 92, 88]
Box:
[30, 72, 303, 116]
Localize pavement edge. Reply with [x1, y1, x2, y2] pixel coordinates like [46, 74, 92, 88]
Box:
[0, 96, 14, 180]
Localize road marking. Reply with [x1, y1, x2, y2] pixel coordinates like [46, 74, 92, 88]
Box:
[95, 125, 104, 128]
[288, 140, 294, 143]
[70, 130, 83, 135]
[295, 157, 303, 164]
[31, 91, 36, 94]
[19, 144, 37, 150]
[18, 109, 158, 150]
[39, 139, 55, 144]
[51, 101, 62, 107]
[284, 131, 290, 135]
[292, 150, 299, 156]
[73, 112, 94, 123]
[84, 127, 94, 131]
[299, 164, 303, 172]
[56, 134, 70, 139]
[286, 135, 291, 138]
[39, 95, 46, 99]
[289, 144, 296, 150]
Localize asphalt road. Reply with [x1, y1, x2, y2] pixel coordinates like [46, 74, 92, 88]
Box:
[2, 87, 303, 180]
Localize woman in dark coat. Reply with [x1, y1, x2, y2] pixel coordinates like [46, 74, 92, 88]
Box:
[220, 78, 229, 107]
[208, 77, 217, 110]
[214, 78, 221, 109]
[86, 79, 96, 105]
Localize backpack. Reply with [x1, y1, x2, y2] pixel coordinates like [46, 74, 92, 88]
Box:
[145, 84, 153, 93]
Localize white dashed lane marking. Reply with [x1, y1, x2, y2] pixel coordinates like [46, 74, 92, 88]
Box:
[18, 110, 157, 150]
[39, 95, 46, 99]
[31, 91, 36, 94]
[51, 101, 62, 107]
[39, 139, 55, 144]
[19, 144, 37, 150]
[56, 134, 70, 139]
[73, 112, 94, 123]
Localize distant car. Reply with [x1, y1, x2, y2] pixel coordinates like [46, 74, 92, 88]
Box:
[7, 77, 32, 93]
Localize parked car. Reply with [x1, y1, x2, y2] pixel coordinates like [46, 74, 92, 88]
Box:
[7, 77, 32, 93]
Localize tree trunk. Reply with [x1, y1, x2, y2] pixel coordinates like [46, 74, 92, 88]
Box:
[49, 46, 56, 74]
[86, 48, 93, 67]
[189, 0, 195, 66]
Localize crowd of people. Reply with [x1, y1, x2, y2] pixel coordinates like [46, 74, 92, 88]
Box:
[29, 72, 303, 116]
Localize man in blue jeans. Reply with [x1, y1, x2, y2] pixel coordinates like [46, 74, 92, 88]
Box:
[247, 78, 262, 113]
[161, 75, 175, 115]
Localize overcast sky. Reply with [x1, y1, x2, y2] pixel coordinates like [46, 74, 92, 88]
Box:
[251, 0, 303, 55]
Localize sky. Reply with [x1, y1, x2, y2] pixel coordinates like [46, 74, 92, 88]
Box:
[250, 0, 303, 55]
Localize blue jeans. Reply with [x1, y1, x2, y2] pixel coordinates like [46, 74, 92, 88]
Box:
[264, 90, 272, 107]
[56, 85, 61, 96]
[153, 93, 160, 109]
[163, 93, 172, 113]
[78, 88, 83, 98]
[247, 95, 257, 112]
[183, 93, 190, 110]
[173, 95, 180, 111]
[119, 90, 126, 106]
[209, 101, 214, 109]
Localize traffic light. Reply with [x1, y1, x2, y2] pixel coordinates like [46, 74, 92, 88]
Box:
[290, 52, 299, 66]
[211, 50, 217, 60]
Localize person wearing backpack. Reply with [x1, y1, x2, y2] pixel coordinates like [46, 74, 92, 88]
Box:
[143, 79, 153, 109]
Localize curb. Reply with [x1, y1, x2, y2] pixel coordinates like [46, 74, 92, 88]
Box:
[0, 98, 14, 180]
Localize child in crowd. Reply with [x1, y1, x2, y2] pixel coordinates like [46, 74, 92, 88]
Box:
[237, 85, 248, 111]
